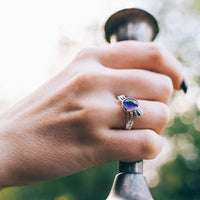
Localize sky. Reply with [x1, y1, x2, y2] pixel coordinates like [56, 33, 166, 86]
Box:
[0, 0, 198, 105]
[0, 0, 154, 106]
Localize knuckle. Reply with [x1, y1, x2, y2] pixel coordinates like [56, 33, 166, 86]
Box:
[75, 69, 109, 89]
[161, 75, 173, 98]
[75, 71, 96, 86]
[76, 71, 91, 83]
[76, 47, 98, 60]
[80, 102, 105, 125]
[148, 43, 164, 65]
[142, 130, 162, 159]
[76, 107, 99, 135]
[158, 103, 170, 127]
[84, 106, 99, 120]
[73, 72, 89, 89]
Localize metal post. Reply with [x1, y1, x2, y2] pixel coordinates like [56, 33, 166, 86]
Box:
[104, 8, 159, 200]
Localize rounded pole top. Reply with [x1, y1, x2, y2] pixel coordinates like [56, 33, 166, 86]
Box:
[105, 8, 159, 43]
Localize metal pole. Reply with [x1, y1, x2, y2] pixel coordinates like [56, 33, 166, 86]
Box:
[104, 8, 159, 200]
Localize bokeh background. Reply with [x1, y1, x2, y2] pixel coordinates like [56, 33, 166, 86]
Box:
[0, 0, 200, 199]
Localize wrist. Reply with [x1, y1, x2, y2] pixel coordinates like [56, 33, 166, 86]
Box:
[0, 116, 16, 188]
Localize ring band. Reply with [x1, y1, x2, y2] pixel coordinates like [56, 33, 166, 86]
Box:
[118, 95, 143, 130]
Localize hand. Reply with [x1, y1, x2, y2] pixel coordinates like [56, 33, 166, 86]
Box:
[0, 41, 183, 188]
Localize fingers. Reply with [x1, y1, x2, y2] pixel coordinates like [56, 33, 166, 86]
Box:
[107, 69, 173, 104]
[105, 100, 170, 134]
[72, 69, 171, 134]
[102, 129, 163, 162]
[96, 41, 183, 90]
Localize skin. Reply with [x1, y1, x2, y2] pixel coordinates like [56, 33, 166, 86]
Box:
[0, 41, 183, 188]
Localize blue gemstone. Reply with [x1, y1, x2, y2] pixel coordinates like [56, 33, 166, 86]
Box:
[123, 98, 139, 110]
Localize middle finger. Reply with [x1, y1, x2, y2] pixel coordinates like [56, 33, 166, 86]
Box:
[107, 68, 173, 104]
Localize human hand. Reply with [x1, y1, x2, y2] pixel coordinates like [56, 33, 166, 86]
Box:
[0, 41, 183, 188]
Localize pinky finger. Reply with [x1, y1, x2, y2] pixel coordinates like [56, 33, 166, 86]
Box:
[102, 129, 163, 162]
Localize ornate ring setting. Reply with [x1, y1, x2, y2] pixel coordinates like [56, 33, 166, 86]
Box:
[118, 95, 143, 130]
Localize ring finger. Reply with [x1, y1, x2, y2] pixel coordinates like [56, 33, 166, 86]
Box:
[106, 99, 170, 134]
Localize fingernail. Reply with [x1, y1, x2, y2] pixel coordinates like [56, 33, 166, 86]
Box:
[180, 79, 188, 94]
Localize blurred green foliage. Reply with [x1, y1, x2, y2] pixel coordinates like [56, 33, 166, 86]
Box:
[1, 0, 200, 199]
[151, 110, 200, 200]
[0, 162, 117, 200]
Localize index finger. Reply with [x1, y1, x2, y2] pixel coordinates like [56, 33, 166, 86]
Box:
[97, 41, 183, 90]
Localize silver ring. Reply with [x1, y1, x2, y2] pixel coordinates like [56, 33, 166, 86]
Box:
[118, 95, 143, 130]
